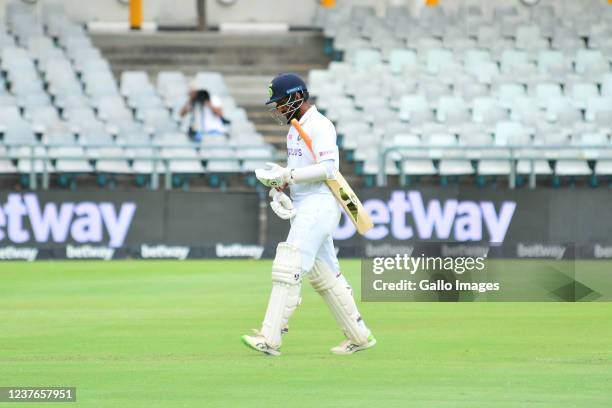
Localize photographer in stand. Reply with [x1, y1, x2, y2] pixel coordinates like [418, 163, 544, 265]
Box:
[179, 82, 228, 142]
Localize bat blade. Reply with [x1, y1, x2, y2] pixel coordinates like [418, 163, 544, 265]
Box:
[290, 118, 373, 235]
[327, 170, 373, 235]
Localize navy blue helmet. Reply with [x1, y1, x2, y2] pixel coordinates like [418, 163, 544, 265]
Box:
[266, 73, 308, 105]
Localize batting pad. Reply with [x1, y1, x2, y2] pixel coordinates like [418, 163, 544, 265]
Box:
[261, 242, 302, 349]
[308, 259, 369, 345]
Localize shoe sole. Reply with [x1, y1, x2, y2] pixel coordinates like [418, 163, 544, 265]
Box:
[240, 335, 280, 356]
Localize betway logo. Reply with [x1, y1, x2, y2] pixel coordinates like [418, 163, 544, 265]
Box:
[216, 243, 264, 259]
[67, 244, 115, 260]
[141, 244, 190, 260]
[0, 246, 38, 261]
[0, 194, 136, 247]
[334, 191, 516, 243]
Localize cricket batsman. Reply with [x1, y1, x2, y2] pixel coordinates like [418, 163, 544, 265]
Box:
[241, 73, 376, 356]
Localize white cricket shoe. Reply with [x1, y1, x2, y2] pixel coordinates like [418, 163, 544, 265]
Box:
[241, 329, 281, 356]
[330, 334, 377, 355]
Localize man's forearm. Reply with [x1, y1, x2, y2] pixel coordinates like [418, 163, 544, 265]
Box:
[209, 104, 223, 117]
[179, 102, 190, 117]
[290, 160, 336, 184]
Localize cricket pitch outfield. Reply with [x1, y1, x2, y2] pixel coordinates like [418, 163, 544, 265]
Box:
[0, 260, 610, 407]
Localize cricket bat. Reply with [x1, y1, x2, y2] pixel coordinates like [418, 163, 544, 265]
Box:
[291, 119, 373, 235]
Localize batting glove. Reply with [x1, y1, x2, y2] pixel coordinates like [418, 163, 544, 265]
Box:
[255, 162, 293, 188]
[269, 188, 297, 220]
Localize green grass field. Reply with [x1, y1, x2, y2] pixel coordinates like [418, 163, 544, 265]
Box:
[1, 260, 611, 407]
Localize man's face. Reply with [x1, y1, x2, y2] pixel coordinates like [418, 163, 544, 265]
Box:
[275, 96, 291, 116]
[268, 92, 304, 125]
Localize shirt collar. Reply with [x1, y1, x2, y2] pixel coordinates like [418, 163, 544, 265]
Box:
[298, 105, 317, 125]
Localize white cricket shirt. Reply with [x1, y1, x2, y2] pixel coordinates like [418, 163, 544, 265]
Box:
[286, 105, 340, 202]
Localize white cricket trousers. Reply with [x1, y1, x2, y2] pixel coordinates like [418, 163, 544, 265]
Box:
[286, 193, 341, 275]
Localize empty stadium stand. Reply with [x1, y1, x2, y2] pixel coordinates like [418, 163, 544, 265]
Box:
[90, 32, 331, 148]
[2, 1, 611, 191]
[310, 2, 612, 188]
[0, 1, 279, 190]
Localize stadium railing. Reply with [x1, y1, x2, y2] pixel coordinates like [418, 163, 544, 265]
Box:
[0, 143, 281, 190]
[377, 144, 612, 188]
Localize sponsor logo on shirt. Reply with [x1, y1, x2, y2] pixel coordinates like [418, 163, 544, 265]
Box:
[319, 150, 334, 157]
[288, 148, 302, 156]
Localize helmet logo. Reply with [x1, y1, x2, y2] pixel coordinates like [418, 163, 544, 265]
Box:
[286, 86, 302, 94]
[267, 84, 273, 98]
